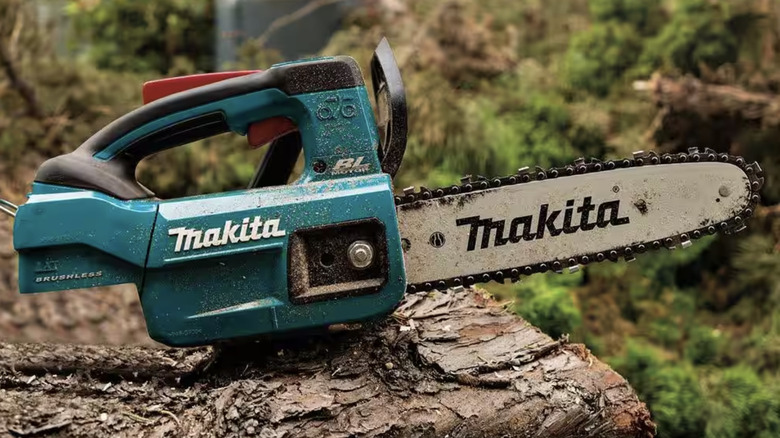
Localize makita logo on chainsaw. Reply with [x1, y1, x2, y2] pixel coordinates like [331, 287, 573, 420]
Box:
[332, 156, 370, 175]
[168, 216, 286, 253]
[456, 197, 630, 251]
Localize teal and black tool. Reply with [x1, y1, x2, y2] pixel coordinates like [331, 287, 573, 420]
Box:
[6, 39, 409, 346]
[2, 39, 766, 347]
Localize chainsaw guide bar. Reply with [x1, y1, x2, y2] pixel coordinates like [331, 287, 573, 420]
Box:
[395, 148, 764, 292]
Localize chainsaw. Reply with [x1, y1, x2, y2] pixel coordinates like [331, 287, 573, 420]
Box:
[0, 39, 764, 346]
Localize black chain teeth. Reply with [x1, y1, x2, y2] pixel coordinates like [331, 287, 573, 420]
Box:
[396, 148, 765, 293]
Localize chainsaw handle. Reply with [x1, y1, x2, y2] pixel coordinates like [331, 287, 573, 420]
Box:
[34, 56, 382, 199]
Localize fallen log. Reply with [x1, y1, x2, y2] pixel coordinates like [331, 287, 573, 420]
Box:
[638, 74, 780, 126]
[635, 74, 780, 153]
[0, 287, 655, 437]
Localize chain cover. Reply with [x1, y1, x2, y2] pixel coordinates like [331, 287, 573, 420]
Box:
[395, 149, 764, 292]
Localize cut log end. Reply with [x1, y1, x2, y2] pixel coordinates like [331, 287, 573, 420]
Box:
[0, 288, 655, 437]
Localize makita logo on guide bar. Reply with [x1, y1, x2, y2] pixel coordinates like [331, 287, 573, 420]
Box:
[456, 197, 629, 251]
[168, 216, 286, 253]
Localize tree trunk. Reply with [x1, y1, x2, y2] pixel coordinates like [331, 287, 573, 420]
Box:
[0, 286, 655, 437]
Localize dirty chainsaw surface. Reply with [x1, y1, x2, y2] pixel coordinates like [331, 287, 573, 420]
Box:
[0, 287, 655, 438]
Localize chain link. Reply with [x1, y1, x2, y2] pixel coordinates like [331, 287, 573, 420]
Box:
[395, 148, 765, 293]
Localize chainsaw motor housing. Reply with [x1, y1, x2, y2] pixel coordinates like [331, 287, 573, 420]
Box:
[12, 40, 408, 346]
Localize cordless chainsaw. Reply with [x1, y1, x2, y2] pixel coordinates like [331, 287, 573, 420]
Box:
[0, 39, 764, 346]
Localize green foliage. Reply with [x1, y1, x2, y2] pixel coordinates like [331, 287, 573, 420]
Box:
[684, 325, 723, 365]
[733, 234, 780, 296]
[614, 341, 707, 437]
[458, 90, 606, 174]
[613, 342, 707, 437]
[588, 236, 714, 325]
[568, 0, 759, 97]
[740, 315, 780, 373]
[638, 0, 738, 76]
[705, 367, 780, 438]
[588, 0, 664, 35]
[66, 0, 214, 74]
[648, 365, 708, 438]
[398, 77, 607, 188]
[612, 340, 666, 396]
[513, 273, 583, 338]
[563, 22, 643, 96]
[740, 128, 780, 204]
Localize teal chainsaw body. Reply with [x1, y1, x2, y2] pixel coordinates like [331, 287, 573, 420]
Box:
[11, 40, 409, 346]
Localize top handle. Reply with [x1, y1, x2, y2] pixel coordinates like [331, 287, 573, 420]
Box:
[33, 56, 382, 200]
[245, 37, 409, 188]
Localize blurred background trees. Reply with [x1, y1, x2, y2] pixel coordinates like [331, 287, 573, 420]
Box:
[66, 0, 215, 74]
[1, 0, 780, 436]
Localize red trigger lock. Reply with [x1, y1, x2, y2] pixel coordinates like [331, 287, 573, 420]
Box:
[247, 118, 297, 148]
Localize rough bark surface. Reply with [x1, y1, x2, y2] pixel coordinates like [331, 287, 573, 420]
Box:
[0, 288, 655, 437]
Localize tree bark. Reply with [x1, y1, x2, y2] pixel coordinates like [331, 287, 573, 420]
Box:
[0, 287, 655, 437]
